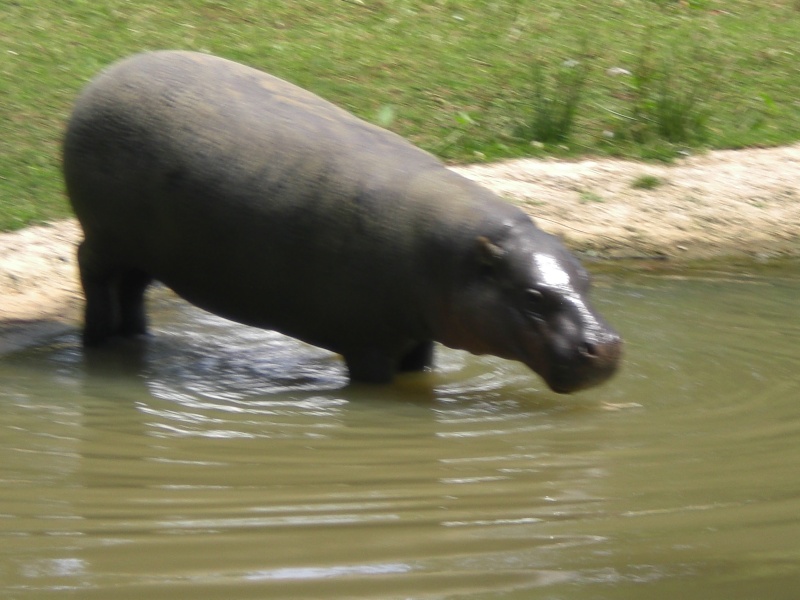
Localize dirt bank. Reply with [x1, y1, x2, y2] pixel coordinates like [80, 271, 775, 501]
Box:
[452, 143, 800, 260]
[2, 144, 799, 352]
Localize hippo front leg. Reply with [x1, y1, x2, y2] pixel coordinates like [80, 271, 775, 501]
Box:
[344, 351, 397, 384]
[398, 340, 435, 373]
[344, 340, 435, 383]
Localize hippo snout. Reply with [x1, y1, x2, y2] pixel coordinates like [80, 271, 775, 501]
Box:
[547, 330, 623, 394]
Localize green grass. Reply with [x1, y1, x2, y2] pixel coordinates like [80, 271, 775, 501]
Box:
[631, 174, 665, 190]
[2, 0, 800, 230]
[578, 190, 604, 204]
[514, 53, 591, 145]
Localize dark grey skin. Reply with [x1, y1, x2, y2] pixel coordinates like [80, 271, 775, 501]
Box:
[63, 51, 621, 393]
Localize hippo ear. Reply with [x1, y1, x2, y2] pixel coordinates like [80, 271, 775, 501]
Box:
[476, 236, 506, 268]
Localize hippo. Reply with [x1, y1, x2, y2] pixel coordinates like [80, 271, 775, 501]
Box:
[62, 50, 621, 392]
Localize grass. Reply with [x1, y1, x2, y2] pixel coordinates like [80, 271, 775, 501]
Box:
[514, 53, 591, 145]
[631, 174, 665, 190]
[579, 190, 605, 204]
[2, 0, 800, 230]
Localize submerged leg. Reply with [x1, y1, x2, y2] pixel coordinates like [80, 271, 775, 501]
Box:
[344, 350, 396, 384]
[78, 240, 119, 347]
[398, 340, 435, 373]
[345, 341, 435, 383]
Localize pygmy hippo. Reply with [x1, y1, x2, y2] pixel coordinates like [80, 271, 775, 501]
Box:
[63, 51, 622, 392]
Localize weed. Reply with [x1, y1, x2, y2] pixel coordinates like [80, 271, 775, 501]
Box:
[653, 57, 710, 144]
[515, 54, 590, 145]
[611, 36, 713, 149]
[579, 190, 604, 204]
[631, 174, 664, 190]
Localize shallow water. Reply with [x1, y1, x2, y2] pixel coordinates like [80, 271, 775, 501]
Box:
[1, 264, 799, 599]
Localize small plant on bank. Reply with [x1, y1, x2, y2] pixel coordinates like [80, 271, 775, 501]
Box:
[515, 54, 591, 145]
[611, 37, 713, 150]
[652, 56, 710, 143]
[579, 190, 604, 204]
[631, 174, 664, 190]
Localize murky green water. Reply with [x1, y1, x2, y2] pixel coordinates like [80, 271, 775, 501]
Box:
[2, 264, 799, 599]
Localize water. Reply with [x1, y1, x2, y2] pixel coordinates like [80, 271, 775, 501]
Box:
[2, 265, 799, 599]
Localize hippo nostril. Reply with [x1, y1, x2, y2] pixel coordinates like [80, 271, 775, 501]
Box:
[579, 342, 598, 359]
[579, 335, 623, 363]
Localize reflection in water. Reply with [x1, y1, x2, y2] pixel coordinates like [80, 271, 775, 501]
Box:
[1, 267, 799, 598]
[244, 562, 413, 581]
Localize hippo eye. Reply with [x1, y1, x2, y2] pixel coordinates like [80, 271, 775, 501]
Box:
[524, 289, 546, 316]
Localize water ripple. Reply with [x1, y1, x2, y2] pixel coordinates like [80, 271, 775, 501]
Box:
[2, 269, 800, 598]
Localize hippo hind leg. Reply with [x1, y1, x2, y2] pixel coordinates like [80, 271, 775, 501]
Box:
[78, 240, 152, 346]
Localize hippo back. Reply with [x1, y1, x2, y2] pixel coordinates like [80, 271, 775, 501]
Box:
[63, 51, 513, 355]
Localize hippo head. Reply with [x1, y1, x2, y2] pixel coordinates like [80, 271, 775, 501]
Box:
[440, 221, 622, 393]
